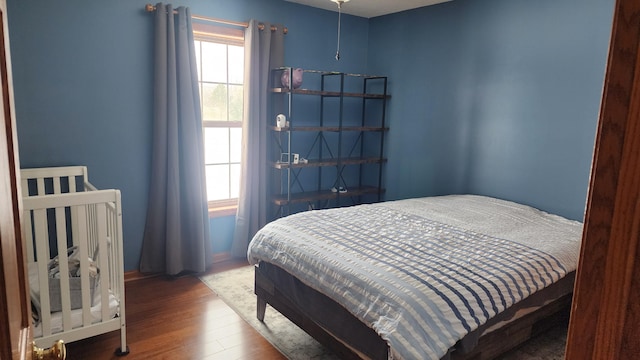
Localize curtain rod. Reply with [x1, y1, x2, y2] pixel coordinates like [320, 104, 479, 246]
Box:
[144, 4, 287, 34]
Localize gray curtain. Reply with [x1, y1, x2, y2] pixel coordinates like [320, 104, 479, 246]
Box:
[139, 3, 212, 275]
[231, 20, 285, 257]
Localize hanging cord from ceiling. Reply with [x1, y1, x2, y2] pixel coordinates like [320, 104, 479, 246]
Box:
[333, 0, 348, 60]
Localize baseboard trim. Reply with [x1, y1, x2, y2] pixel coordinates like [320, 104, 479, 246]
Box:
[124, 252, 234, 282]
[124, 270, 159, 283]
[213, 252, 233, 263]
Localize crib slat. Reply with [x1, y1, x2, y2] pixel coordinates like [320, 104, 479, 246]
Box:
[69, 175, 82, 246]
[69, 174, 77, 193]
[107, 209, 116, 298]
[32, 208, 52, 337]
[23, 211, 35, 263]
[20, 177, 29, 197]
[88, 203, 97, 256]
[55, 206, 73, 332]
[20, 177, 35, 263]
[36, 177, 45, 196]
[75, 204, 93, 328]
[70, 204, 79, 249]
[53, 176, 62, 194]
[106, 190, 128, 352]
[96, 203, 111, 322]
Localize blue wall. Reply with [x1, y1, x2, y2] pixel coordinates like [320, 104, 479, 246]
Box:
[8, 0, 613, 271]
[7, 0, 369, 271]
[368, 0, 613, 221]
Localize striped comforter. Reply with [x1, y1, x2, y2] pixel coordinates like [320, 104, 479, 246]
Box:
[247, 195, 583, 360]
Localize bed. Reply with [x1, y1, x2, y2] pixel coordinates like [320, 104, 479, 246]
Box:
[247, 195, 583, 359]
[20, 166, 128, 355]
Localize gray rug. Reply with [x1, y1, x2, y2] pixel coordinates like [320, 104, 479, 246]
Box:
[199, 266, 567, 360]
[200, 265, 338, 359]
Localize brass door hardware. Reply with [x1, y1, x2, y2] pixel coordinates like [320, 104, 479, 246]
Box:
[33, 340, 66, 360]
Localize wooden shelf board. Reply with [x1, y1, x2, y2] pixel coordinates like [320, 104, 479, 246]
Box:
[270, 87, 390, 99]
[272, 186, 385, 206]
[270, 126, 388, 132]
[271, 157, 387, 169]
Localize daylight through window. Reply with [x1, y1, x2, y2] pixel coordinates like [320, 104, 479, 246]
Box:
[193, 23, 244, 212]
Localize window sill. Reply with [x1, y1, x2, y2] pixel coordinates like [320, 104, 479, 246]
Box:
[209, 204, 237, 218]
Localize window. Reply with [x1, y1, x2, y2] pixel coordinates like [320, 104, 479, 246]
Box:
[193, 23, 244, 216]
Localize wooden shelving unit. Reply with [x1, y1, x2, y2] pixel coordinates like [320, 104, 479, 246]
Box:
[269, 68, 389, 218]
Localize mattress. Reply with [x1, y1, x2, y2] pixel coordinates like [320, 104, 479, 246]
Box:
[247, 195, 583, 360]
[28, 262, 120, 338]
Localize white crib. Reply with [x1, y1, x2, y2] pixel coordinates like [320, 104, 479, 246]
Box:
[21, 166, 128, 355]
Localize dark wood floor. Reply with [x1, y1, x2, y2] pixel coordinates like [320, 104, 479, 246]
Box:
[63, 259, 567, 360]
[65, 259, 286, 360]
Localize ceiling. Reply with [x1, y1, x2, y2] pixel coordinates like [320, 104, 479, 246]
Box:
[284, 0, 452, 18]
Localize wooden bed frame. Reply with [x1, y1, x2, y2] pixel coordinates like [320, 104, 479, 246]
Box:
[255, 261, 574, 360]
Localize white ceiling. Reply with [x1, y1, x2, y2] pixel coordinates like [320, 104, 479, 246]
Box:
[285, 0, 452, 18]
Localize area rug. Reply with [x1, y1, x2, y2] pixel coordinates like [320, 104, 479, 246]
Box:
[199, 265, 567, 360]
[199, 265, 338, 359]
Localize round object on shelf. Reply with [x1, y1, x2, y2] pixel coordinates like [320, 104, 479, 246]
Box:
[281, 68, 303, 89]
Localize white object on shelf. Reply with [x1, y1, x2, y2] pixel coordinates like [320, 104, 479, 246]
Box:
[276, 114, 286, 128]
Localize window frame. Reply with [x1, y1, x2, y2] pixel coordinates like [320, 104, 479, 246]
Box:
[193, 22, 245, 217]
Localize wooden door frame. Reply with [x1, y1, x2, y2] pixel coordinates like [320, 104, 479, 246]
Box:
[0, 0, 32, 358]
[565, 0, 640, 358]
[0, 0, 637, 359]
